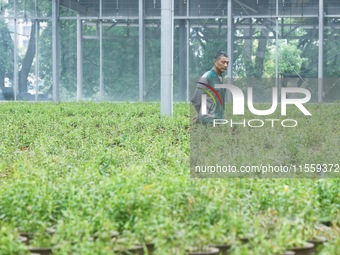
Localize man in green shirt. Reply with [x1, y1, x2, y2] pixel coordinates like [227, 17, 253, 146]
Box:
[191, 51, 229, 123]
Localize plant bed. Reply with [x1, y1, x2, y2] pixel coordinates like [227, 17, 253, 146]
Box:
[0, 103, 339, 254]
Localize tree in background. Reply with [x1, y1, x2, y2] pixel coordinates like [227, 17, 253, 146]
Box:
[0, 20, 13, 89]
[0, 0, 51, 94]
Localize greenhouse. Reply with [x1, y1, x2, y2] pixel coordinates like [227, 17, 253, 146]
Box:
[0, 1, 340, 255]
[0, 0, 339, 107]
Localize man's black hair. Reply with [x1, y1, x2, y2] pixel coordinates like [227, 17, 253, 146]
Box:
[214, 50, 228, 60]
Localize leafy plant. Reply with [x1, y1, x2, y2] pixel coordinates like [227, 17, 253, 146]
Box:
[0, 225, 29, 255]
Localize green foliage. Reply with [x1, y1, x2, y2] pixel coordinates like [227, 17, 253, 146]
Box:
[0, 224, 28, 255]
[278, 42, 306, 75]
[0, 102, 339, 255]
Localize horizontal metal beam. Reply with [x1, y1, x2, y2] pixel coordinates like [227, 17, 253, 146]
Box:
[79, 21, 340, 31]
[3, 14, 338, 21]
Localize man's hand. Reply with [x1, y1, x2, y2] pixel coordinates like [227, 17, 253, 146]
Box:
[191, 116, 198, 124]
[194, 105, 200, 115]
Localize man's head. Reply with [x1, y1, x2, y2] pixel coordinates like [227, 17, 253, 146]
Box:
[214, 51, 229, 76]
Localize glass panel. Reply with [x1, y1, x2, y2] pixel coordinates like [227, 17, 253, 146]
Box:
[174, 0, 187, 16]
[189, 18, 228, 80]
[82, 19, 100, 100]
[2, 18, 52, 101]
[232, 0, 276, 17]
[232, 17, 319, 101]
[0, 18, 14, 100]
[324, 17, 340, 102]
[60, 0, 99, 18]
[119, 0, 138, 17]
[279, 17, 319, 102]
[17, 0, 35, 18]
[14, 0, 51, 18]
[59, 1, 79, 17]
[173, 19, 188, 101]
[34, 20, 52, 101]
[102, 19, 139, 101]
[190, 0, 228, 17]
[103, 0, 118, 16]
[15, 0, 51, 18]
[17, 19, 33, 99]
[145, 0, 161, 17]
[325, 0, 340, 16]
[0, 0, 15, 17]
[59, 19, 77, 101]
[233, 17, 275, 78]
[144, 20, 160, 101]
[38, 0, 52, 18]
[103, 0, 138, 17]
[278, 0, 319, 16]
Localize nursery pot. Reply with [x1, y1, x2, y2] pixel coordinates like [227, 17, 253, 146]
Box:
[239, 237, 249, 244]
[238, 234, 254, 244]
[144, 242, 155, 255]
[118, 245, 144, 255]
[318, 219, 332, 227]
[211, 244, 231, 255]
[20, 232, 34, 245]
[29, 247, 53, 255]
[18, 235, 29, 245]
[308, 236, 327, 252]
[187, 247, 220, 255]
[290, 242, 315, 255]
[275, 251, 295, 255]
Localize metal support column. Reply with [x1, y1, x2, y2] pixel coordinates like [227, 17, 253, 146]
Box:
[77, 16, 83, 101]
[139, 0, 145, 101]
[318, 0, 324, 103]
[227, 0, 233, 102]
[13, 3, 18, 101]
[186, 0, 190, 102]
[160, 0, 174, 116]
[275, 0, 279, 89]
[35, 20, 39, 101]
[52, 0, 60, 102]
[178, 0, 187, 101]
[99, 0, 104, 100]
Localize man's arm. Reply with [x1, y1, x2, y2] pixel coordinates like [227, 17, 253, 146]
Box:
[190, 86, 202, 116]
[194, 105, 200, 115]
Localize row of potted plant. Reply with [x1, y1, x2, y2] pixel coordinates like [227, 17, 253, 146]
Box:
[6, 214, 333, 255]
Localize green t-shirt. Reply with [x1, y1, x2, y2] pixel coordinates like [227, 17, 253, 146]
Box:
[191, 68, 226, 123]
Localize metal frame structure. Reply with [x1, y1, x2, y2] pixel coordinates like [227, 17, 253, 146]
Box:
[1, 0, 339, 114]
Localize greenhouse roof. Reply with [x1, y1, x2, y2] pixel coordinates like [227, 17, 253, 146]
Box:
[60, 0, 340, 18]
